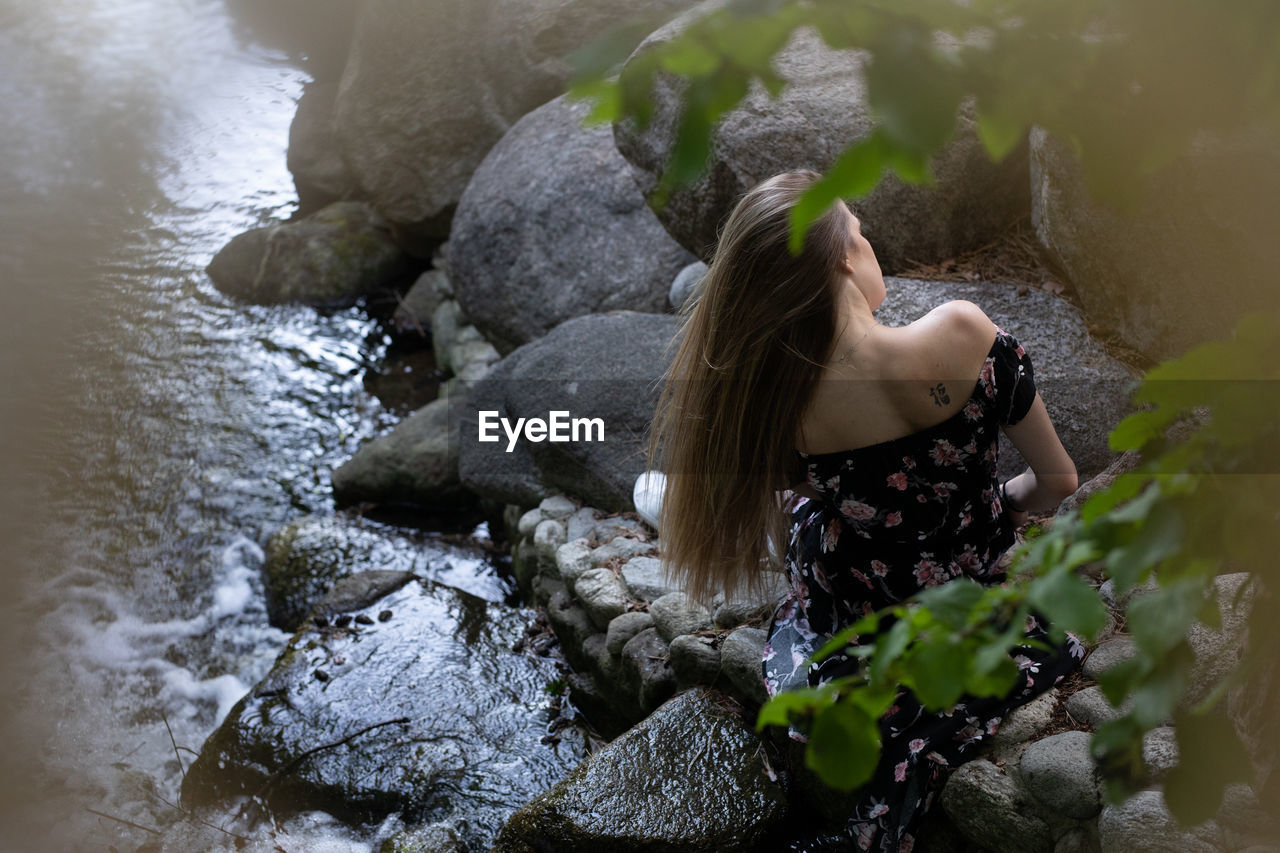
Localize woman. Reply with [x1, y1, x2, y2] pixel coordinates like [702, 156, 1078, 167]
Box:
[645, 170, 1083, 850]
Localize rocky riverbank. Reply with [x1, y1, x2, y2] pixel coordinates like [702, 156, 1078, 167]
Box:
[176, 0, 1280, 848]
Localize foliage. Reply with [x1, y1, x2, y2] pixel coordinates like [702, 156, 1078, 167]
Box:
[566, 0, 1280, 825]
[568, 0, 1280, 249]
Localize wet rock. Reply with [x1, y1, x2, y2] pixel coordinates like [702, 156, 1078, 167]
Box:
[380, 823, 465, 853]
[620, 627, 677, 714]
[606, 611, 655, 656]
[875, 276, 1137, 481]
[206, 201, 413, 305]
[1083, 636, 1138, 682]
[620, 555, 677, 602]
[458, 312, 682, 511]
[332, 0, 697, 249]
[940, 759, 1054, 853]
[1097, 789, 1223, 852]
[1030, 124, 1280, 363]
[390, 269, 446, 338]
[331, 396, 470, 510]
[650, 591, 712, 642]
[494, 689, 787, 852]
[721, 627, 768, 705]
[582, 632, 619, 683]
[182, 580, 585, 848]
[287, 81, 351, 209]
[574, 568, 631, 631]
[1019, 730, 1101, 819]
[616, 3, 1031, 270]
[546, 588, 598, 671]
[669, 634, 722, 687]
[669, 260, 707, 312]
[452, 95, 694, 354]
[314, 570, 417, 617]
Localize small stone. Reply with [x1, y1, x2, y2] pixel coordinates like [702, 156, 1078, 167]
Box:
[1141, 726, 1179, 782]
[575, 568, 631, 631]
[555, 538, 594, 586]
[940, 759, 1054, 853]
[546, 589, 597, 671]
[606, 611, 655, 656]
[1083, 635, 1137, 681]
[592, 515, 648, 542]
[534, 519, 568, 567]
[1019, 730, 1101, 819]
[566, 506, 600, 542]
[669, 260, 708, 311]
[720, 627, 768, 706]
[620, 628, 677, 714]
[712, 574, 788, 627]
[620, 556, 677, 602]
[990, 689, 1059, 756]
[313, 614, 330, 628]
[668, 634, 723, 687]
[1053, 827, 1097, 853]
[538, 495, 577, 520]
[590, 537, 655, 568]
[531, 575, 566, 610]
[378, 610, 393, 622]
[582, 633, 619, 682]
[1097, 789, 1223, 852]
[649, 592, 712, 643]
[517, 507, 544, 538]
[1066, 685, 1128, 728]
[355, 614, 375, 625]
[335, 614, 352, 628]
[1098, 576, 1159, 611]
[315, 669, 330, 683]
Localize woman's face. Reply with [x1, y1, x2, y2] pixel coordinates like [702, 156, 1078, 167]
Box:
[842, 204, 886, 310]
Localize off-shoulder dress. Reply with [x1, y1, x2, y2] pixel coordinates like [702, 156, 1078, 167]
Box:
[762, 326, 1085, 852]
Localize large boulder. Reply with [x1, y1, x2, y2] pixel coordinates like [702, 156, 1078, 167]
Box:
[331, 0, 697, 251]
[876, 276, 1139, 481]
[206, 201, 413, 305]
[451, 95, 695, 355]
[458, 311, 681, 511]
[331, 396, 471, 510]
[493, 688, 788, 852]
[1030, 124, 1280, 362]
[614, 1, 1031, 268]
[287, 81, 352, 210]
[181, 579, 585, 849]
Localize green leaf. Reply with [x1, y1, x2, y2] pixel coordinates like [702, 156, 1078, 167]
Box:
[806, 701, 881, 790]
[1128, 578, 1205, 657]
[900, 634, 968, 709]
[976, 109, 1026, 162]
[788, 135, 889, 253]
[964, 653, 1019, 697]
[1027, 568, 1107, 640]
[869, 618, 913, 685]
[1164, 709, 1252, 825]
[917, 578, 984, 630]
[755, 685, 833, 730]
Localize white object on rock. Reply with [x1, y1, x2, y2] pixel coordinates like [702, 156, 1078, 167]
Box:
[633, 470, 666, 531]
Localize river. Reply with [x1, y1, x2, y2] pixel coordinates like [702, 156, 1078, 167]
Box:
[0, 2, 507, 850]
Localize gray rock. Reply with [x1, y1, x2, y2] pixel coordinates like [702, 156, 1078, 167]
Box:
[669, 634, 723, 687]
[620, 556, 678, 602]
[380, 823, 465, 853]
[182, 580, 585, 848]
[1054, 826, 1100, 853]
[574, 568, 632, 631]
[1030, 124, 1280, 363]
[721, 627, 769, 705]
[315, 570, 417, 616]
[650, 592, 712, 643]
[606, 611, 655, 656]
[1217, 782, 1279, 847]
[1097, 789, 1223, 852]
[287, 81, 351, 209]
[332, 0, 697, 249]
[533, 518, 568, 567]
[1057, 450, 1143, 520]
[582, 632, 619, 683]
[590, 536, 657, 568]
[591, 514, 650, 543]
[1186, 572, 1255, 707]
[620, 627, 677, 713]
[546, 588, 598, 671]
[494, 689, 787, 852]
[1142, 726, 1179, 782]
[206, 201, 413, 305]
[458, 312, 682, 511]
[261, 513, 507, 631]
[940, 759, 1054, 853]
[669, 260, 707, 312]
[539, 494, 577, 520]
[331, 396, 469, 509]
[556, 538, 596, 586]
[1066, 686, 1128, 728]
[990, 688, 1059, 757]
[566, 506, 601, 543]
[1098, 576, 1160, 611]
[451, 95, 695, 355]
[516, 507, 544, 538]
[712, 572, 790, 627]
[616, 5, 1031, 271]
[431, 300, 465, 374]
[875, 276, 1138, 481]
[531, 575, 565, 610]
[391, 269, 446, 338]
[1084, 636, 1138, 682]
[1019, 730, 1101, 819]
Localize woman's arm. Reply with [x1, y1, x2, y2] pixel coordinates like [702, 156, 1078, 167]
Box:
[999, 392, 1079, 519]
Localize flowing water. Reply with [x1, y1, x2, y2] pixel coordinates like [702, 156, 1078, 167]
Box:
[0, 2, 543, 850]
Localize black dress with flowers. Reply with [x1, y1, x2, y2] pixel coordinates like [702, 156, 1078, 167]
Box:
[762, 327, 1085, 852]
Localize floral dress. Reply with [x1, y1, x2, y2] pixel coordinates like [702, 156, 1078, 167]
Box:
[762, 327, 1085, 852]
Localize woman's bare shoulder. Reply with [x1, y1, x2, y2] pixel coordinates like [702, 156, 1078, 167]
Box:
[902, 300, 999, 370]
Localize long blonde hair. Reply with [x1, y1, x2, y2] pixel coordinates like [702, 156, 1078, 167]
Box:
[645, 170, 854, 606]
